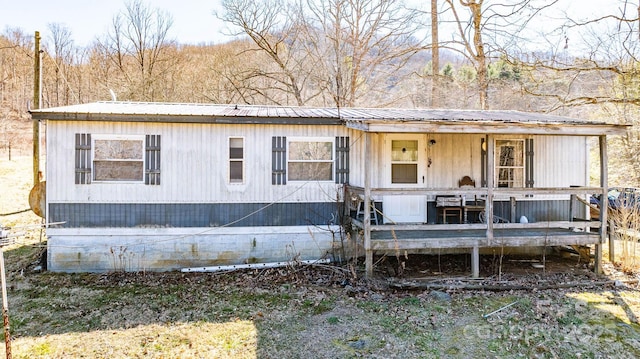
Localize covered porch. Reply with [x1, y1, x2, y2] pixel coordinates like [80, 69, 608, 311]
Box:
[342, 110, 629, 278]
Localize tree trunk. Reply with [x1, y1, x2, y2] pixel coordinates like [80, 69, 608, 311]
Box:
[469, 1, 488, 110]
[431, 0, 440, 108]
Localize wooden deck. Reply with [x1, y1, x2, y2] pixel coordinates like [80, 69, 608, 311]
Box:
[350, 218, 600, 250]
[345, 185, 608, 277]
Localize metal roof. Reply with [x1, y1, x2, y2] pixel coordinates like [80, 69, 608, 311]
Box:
[29, 101, 629, 135]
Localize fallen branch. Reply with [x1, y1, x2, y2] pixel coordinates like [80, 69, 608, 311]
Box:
[389, 279, 638, 291]
[483, 301, 518, 318]
[0, 209, 30, 217]
[309, 263, 351, 274]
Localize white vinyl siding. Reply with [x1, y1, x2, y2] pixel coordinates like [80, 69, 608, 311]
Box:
[346, 134, 587, 191]
[48, 122, 348, 204]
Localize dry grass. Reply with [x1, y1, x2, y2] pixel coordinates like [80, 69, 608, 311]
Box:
[609, 206, 640, 273]
[0, 156, 41, 228]
[0, 156, 640, 358]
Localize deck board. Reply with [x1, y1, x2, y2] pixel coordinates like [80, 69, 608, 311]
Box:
[369, 228, 599, 250]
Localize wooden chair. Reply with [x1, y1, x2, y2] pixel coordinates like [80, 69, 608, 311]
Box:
[437, 201, 462, 223]
[458, 175, 475, 188]
[458, 175, 477, 205]
[436, 178, 467, 223]
[458, 175, 484, 223]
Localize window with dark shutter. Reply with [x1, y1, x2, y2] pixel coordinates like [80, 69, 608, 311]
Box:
[272, 136, 286, 185]
[145, 135, 161, 185]
[75, 133, 92, 184]
[335, 136, 350, 184]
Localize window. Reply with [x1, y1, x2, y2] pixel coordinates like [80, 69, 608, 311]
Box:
[93, 136, 144, 182]
[229, 137, 244, 183]
[287, 139, 333, 181]
[75, 133, 160, 185]
[391, 140, 418, 184]
[495, 139, 525, 188]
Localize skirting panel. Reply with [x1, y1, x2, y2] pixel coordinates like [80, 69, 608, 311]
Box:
[46, 226, 342, 272]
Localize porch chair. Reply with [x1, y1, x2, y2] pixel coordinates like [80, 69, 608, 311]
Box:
[436, 176, 482, 224]
[436, 197, 463, 224]
[435, 177, 468, 223]
[459, 176, 485, 223]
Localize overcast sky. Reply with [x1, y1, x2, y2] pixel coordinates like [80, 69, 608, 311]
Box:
[0, 0, 628, 49]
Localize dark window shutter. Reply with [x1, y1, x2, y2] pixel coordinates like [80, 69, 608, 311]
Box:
[75, 133, 91, 184]
[145, 135, 161, 185]
[525, 138, 534, 188]
[272, 136, 286, 185]
[335, 136, 350, 184]
[480, 137, 487, 187]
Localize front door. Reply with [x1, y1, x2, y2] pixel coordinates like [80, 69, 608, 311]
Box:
[383, 135, 427, 223]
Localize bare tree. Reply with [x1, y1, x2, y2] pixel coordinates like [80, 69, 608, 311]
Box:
[95, 0, 178, 101]
[0, 28, 33, 111]
[431, 0, 441, 107]
[219, 0, 424, 107]
[45, 23, 76, 106]
[514, 0, 640, 184]
[0, 28, 34, 156]
[299, 0, 423, 107]
[441, 0, 558, 109]
[218, 0, 324, 106]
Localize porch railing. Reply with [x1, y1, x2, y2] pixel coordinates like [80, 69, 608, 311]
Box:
[344, 184, 608, 277]
[345, 185, 605, 231]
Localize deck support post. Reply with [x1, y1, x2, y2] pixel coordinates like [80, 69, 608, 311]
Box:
[471, 246, 480, 278]
[608, 223, 615, 263]
[510, 197, 516, 223]
[596, 135, 608, 274]
[364, 132, 373, 278]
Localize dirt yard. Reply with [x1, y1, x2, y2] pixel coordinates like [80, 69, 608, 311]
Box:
[1, 156, 640, 358]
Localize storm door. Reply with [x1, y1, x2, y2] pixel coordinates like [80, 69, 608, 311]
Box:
[383, 135, 427, 223]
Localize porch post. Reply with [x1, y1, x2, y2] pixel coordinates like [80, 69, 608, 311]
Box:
[485, 135, 495, 242]
[475, 134, 494, 278]
[364, 132, 373, 278]
[597, 135, 608, 274]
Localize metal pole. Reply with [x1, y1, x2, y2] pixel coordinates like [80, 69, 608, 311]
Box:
[32, 31, 41, 188]
[0, 248, 11, 359]
[364, 132, 372, 277]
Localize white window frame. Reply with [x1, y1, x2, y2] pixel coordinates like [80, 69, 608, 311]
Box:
[287, 137, 335, 182]
[228, 136, 245, 184]
[495, 139, 525, 188]
[91, 134, 145, 183]
[390, 138, 419, 185]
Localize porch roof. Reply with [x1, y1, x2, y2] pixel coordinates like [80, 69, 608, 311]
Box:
[30, 101, 629, 136]
[342, 109, 629, 136]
